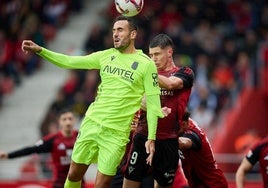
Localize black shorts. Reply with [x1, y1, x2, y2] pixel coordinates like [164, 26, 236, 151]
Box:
[110, 168, 154, 188]
[124, 133, 179, 186]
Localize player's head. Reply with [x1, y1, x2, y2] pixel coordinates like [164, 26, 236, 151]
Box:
[178, 110, 191, 135]
[149, 33, 174, 50]
[149, 34, 174, 70]
[58, 108, 76, 136]
[112, 15, 138, 51]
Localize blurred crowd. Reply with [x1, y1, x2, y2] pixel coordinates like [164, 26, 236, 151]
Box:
[0, 0, 83, 108]
[1, 0, 268, 179]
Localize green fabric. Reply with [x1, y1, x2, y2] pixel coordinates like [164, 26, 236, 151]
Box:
[64, 178, 81, 188]
[38, 48, 163, 139]
[146, 94, 164, 139]
[71, 117, 129, 175]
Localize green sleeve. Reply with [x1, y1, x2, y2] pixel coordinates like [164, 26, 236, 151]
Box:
[143, 61, 164, 140]
[37, 48, 101, 69]
[143, 61, 160, 95]
[146, 94, 164, 140]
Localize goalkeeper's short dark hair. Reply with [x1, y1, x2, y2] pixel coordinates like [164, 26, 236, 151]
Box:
[114, 15, 138, 32]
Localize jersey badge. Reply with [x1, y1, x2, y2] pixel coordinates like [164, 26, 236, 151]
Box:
[111, 56, 115, 61]
[152, 73, 159, 87]
[58, 143, 66, 150]
[128, 166, 135, 174]
[131, 62, 139, 70]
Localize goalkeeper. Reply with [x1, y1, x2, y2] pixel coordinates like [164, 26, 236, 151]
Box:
[21, 16, 164, 188]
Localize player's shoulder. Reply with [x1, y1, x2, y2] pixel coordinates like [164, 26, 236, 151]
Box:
[92, 48, 115, 56]
[105, 48, 117, 53]
[73, 130, 79, 137]
[86, 48, 117, 58]
[135, 49, 153, 62]
[261, 137, 268, 144]
[252, 137, 268, 149]
[178, 66, 194, 76]
[188, 119, 204, 135]
[43, 132, 61, 141]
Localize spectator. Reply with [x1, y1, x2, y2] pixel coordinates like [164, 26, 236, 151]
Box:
[191, 100, 214, 130]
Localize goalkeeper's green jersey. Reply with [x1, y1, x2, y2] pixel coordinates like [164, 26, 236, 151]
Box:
[38, 48, 163, 139]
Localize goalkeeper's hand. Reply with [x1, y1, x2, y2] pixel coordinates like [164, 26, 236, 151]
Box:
[145, 139, 155, 166]
[162, 106, 171, 117]
[22, 40, 42, 54]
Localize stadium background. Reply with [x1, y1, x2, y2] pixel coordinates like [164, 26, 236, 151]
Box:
[0, 0, 267, 187]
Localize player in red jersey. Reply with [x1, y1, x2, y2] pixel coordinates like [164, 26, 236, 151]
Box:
[123, 33, 194, 188]
[175, 111, 228, 188]
[110, 110, 154, 188]
[0, 109, 85, 188]
[236, 136, 268, 188]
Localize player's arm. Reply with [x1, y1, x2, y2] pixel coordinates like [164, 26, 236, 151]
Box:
[21, 40, 101, 69]
[236, 145, 260, 188]
[143, 65, 164, 140]
[0, 138, 53, 159]
[171, 66, 194, 89]
[158, 66, 194, 90]
[146, 94, 163, 140]
[141, 96, 171, 117]
[235, 157, 254, 188]
[178, 137, 193, 150]
[6, 145, 46, 159]
[179, 132, 201, 150]
[143, 62, 164, 165]
[158, 74, 183, 90]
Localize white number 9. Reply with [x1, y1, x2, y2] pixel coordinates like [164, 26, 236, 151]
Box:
[130, 151, 138, 165]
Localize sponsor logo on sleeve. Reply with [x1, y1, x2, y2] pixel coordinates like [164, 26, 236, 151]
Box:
[152, 73, 159, 87]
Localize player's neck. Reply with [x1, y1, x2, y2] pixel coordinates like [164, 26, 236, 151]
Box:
[62, 130, 72, 137]
[164, 61, 176, 71]
[121, 45, 136, 54]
